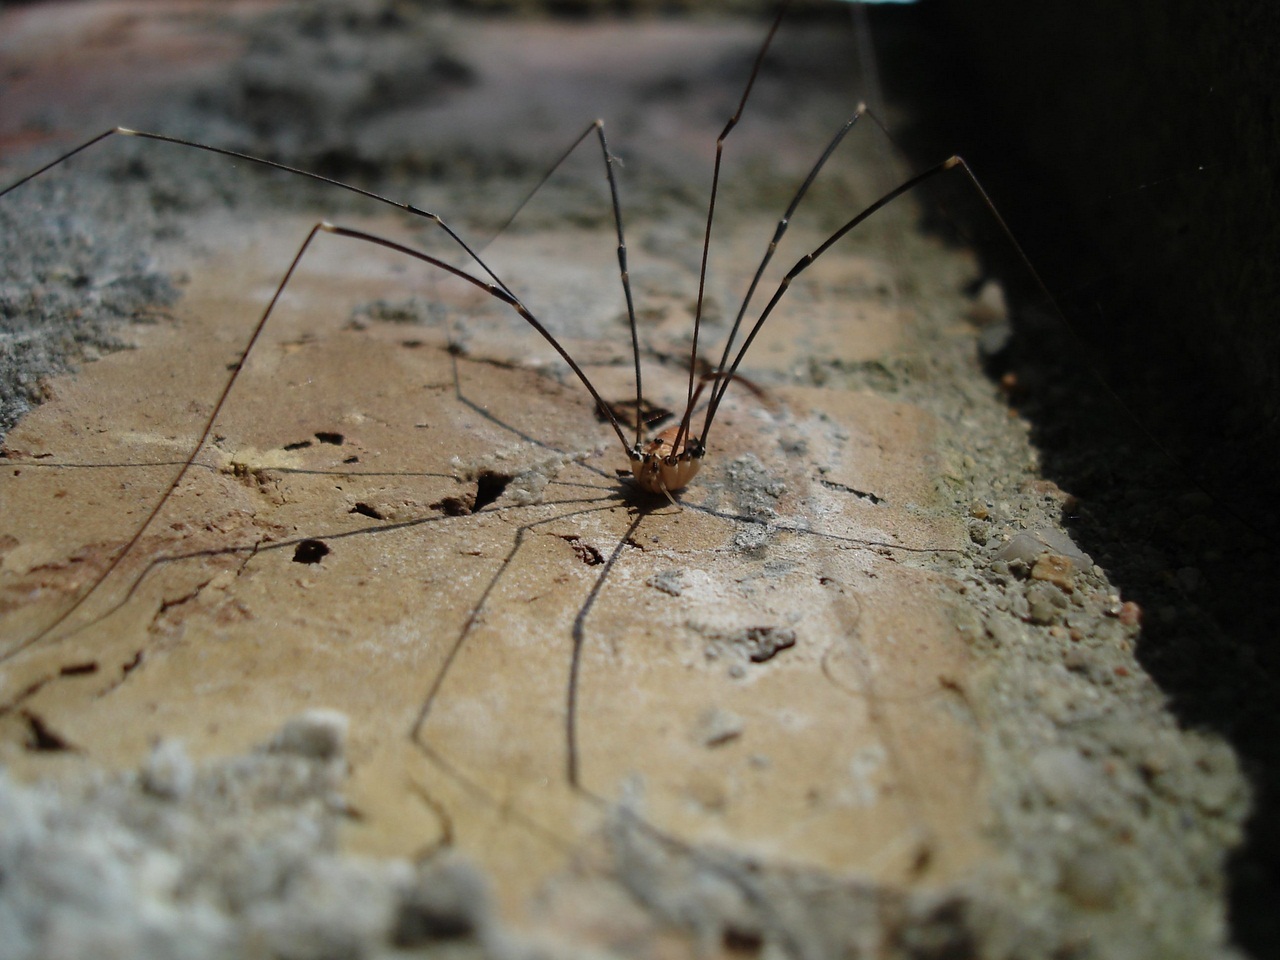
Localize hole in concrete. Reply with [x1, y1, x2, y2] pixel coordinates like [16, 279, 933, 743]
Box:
[742, 626, 796, 663]
[472, 470, 511, 512]
[559, 534, 603, 566]
[293, 539, 331, 564]
[431, 470, 514, 517]
[722, 926, 764, 956]
[58, 661, 98, 677]
[22, 711, 73, 752]
[391, 895, 475, 947]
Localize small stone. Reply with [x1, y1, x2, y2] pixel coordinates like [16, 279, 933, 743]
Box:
[693, 707, 745, 748]
[733, 525, 770, 552]
[141, 739, 195, 800]
[271, 709, 349, 760]
[1025, 582, 1066, 625]
[985, 615, 1023, 647]
[995, 528, 1092, 571]
[1118, 601, 1142, 628]
[1060, 850, 1121, 909]
[708, 626, 797, 665]
[393, 858, 488, 947]
[999, 371, 1020, 397]
[1030, 746, 1102, 807]
[1031, 553, 1076, 591]
[743, 626, 796, 662]
[977, 320, 1013, 364]
[969, 279, 1009, 326]
[646, 568, 685, 597]
[1063, 647, 1090, 672]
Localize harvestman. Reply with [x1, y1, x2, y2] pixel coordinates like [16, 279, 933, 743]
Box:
[0, 2, 1022, 655]
[0, 4, 1044, 830]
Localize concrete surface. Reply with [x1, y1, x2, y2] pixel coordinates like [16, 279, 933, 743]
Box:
[862, 3, 1280, 953]
[0, 2, 1252, 957]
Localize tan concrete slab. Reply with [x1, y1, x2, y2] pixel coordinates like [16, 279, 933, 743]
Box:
[0, 206, 986, 923]
[0, 4, 1250, 958]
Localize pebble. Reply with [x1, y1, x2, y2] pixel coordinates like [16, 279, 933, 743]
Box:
[985, 615, 1024, 647]
[740, 627, 796, 663]
[1063, 648, 1091, 672]
[995, 528, 1093, 571]
[977, 320, 1012, 362]
[1026, 582, 1067, 625]
[646, 568, 684, 597]
[1059, 850, 1122, 909]
[141, 739, 196, 800]
[394, 859, 489, 946]
[693, 707, 745, 748]
[1118, 602, 1142, 628]
[270, 709, 350, 760]
[1031, 553, 1077, 591]
[1030, 746, 1103, 807]
[969, 279, 1010, 326]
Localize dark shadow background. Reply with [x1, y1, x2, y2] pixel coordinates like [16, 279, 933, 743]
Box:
[864, 1, 1279, 955]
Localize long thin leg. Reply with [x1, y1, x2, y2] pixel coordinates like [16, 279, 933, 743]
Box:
[11, 217, 634, 652]
[324, 222, 632, 449]
[2, 220, 329, 655]
[4, 120, 649, 450]
[670, 2, 790, 459]
[566, 510, 643, 787]
[700, 103, 869, 433]
[0, 128, 510, 296]
[0, 120, 650, 449]
[594, 122, 646, 452]
[481, 120, 644, 450]
[699, 153, 1056, 443]
[673, 1, 877, 459]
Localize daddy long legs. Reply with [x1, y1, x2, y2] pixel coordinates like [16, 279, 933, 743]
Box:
[0, 0, 1040, 942]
